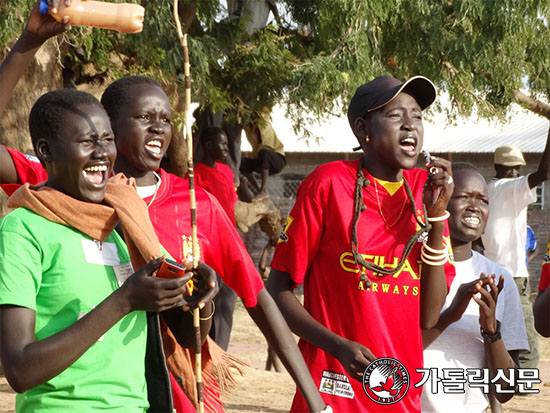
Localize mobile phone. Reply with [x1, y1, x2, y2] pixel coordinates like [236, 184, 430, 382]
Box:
[157, 258, 191, 279]
[423, 150, 441, 206]
[422, 150, 432, 165]
[423, 150, 440, 175]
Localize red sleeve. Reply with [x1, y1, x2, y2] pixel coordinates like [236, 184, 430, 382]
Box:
[540, 241, 550, 291]
[204, 193, 263, 307]
[270, 169, 325, 285]
[1, 146, 47, 196]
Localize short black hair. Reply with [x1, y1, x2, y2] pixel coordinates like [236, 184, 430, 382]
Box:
[201, 126, 227, 146]
[101, 75, 161, 121]
[451, 161, 482, 176]
[29, 89, 102, 150]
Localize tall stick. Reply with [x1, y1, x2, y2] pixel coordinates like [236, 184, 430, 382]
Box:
[173, 1, 203, 412]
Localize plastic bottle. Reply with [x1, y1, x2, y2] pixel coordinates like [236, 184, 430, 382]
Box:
[39, 0, 145, 34]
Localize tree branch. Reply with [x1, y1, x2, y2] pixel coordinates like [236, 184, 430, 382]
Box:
[512, 90, 550, 119]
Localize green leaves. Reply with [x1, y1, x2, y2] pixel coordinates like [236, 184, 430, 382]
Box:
[3, 0, 549, 131]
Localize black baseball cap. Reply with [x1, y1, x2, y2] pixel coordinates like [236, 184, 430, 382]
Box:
[347, 75, 437, 130]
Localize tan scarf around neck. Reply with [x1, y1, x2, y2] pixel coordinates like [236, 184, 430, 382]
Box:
[7, 173, 161, 269]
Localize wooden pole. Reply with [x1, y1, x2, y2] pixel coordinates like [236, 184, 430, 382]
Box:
[173, 1, 203, 412]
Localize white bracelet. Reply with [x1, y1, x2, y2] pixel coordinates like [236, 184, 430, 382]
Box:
[317, 405, 333, 413]
[427, 210, 450, 222]
[422, 242, 448, 256]
[421, 255, 448, 266]
[421, 243, 449, 263]
[421, 244, 448, 258]
[421, 250, 448, 266]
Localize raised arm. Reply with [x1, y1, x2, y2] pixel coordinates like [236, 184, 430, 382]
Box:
[0, 1, 69, 117]
[528, 125, 550, 189]
[0, 146, 19, 184]
[246, 286, 328, 412]
[1, 258, 190, 393]
[419, 155, 455, 328]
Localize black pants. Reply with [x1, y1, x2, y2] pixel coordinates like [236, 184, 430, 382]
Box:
[240, 149, 286, 176]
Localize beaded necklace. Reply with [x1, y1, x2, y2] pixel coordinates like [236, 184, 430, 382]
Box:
[351, 159, 431, 287]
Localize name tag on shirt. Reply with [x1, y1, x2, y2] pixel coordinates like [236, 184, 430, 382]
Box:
[113, 262, 134, 287]
[81, 239, 121, 266]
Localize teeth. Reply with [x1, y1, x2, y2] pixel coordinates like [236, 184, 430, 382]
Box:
[402, 137, 415, 144]
[147, 140, 162, 148]
[464, 216, 480, 225]
[146, 139, 162, 155]
[84, 165, 108, 172]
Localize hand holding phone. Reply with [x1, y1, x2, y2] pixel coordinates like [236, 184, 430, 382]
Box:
[157, 258, 195, 295]
[156, 258, 192, 279]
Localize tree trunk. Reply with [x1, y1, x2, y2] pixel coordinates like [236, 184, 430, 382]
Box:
[512, 90, 550, 120]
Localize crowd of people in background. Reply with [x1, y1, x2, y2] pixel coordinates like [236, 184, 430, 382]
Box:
[0, 2, 549, 413]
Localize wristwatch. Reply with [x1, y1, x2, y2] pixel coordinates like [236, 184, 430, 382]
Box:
[480, 320, 501, 343]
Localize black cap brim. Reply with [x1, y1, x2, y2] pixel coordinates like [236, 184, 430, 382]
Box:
[368, 76, 437, 113]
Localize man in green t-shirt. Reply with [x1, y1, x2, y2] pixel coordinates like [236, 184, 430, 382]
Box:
[0, 89, 215, 412]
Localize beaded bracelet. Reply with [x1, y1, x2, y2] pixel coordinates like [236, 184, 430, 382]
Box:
[427, 210, 450, 222]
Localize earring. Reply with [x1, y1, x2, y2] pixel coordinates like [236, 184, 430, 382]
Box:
[365, 136, 370, 143]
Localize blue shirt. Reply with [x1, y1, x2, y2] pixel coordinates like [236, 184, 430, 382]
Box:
[526, 225, 537, 265]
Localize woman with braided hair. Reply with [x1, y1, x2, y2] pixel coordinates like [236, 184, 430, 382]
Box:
[267, 75, 456, 412]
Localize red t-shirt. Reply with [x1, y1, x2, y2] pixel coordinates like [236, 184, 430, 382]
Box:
[539, 240, 550, 292]
[145, 169, 263, 307]
[1, 146, 47, 195]
[271, 160, 455, 413]
[195, 162, 237, 226]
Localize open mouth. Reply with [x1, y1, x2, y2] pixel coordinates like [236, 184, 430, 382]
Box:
[399, 136, 417, 154]
[463, 215, 481, 228]
[145, 139, 163, 157]
[82, 164, 108, 185]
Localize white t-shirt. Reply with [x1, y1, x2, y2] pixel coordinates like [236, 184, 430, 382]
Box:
[481, 175, 537, 278]
[421, 252, 528, 413]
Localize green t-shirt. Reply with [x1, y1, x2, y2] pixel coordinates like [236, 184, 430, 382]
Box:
[0, 208, 148, 412]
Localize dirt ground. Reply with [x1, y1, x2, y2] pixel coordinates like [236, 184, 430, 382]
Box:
[0, 301, 548, 412]
[224, 302, 550, 413]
